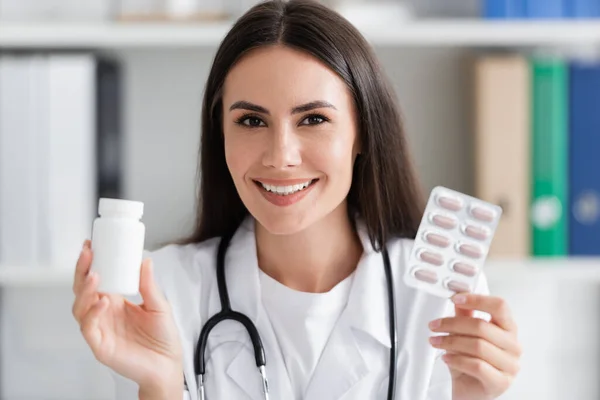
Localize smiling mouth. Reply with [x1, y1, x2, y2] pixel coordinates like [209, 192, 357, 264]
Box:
[253, 179, 319, 196]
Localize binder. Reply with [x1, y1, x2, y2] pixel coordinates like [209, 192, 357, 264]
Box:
[530, 57, 569, 256]
[45, 54, 97, 268]
[525, 0, 566, 18]
[482, 0, 526, 18]
[0, 53, 122, 268]
[0, 55, 44, 266]
[567, 0, 600, 17]
[568, 60, 600, 255]
[96, 58, 123, 201]
[473, 55, 531, 257]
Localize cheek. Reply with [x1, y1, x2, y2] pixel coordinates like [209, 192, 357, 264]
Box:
[224, 135, 253, 181]
[313, 130, 357, 177]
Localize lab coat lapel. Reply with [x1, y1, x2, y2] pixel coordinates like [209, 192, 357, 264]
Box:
[207, 217, 293, 399]
[226, 306, 295, 400]
[302, 316, 369, 400]
[303, 221, 392, 400]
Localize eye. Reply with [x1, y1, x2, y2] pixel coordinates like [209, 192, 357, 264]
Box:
[300, 114, 329, 126]
[235, 115, 266, 128]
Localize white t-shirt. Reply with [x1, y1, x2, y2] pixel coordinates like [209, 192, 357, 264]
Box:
[259, 269, 355, 400]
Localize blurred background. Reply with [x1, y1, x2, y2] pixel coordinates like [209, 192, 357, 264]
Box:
[1, 0, 600, 398]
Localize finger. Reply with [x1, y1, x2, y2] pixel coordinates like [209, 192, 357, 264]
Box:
[73, 240, 93, 294]
[442, 353, 513, 395]
[72, 271, 100, 324]
[80, 296, 109, 353]
[430, 334, 520, 375]
[451, 293, 516, 332]
[429, 316, 522, 356]
[454, 304, 473, 318]
[139, 258, 167, 313]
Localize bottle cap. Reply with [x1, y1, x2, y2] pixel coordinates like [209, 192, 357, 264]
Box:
[99, 198, 144, 219]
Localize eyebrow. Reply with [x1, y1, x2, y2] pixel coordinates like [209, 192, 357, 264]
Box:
[228, 100, 337, 114]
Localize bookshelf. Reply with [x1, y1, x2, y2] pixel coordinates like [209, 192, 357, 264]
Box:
[0, 266, 74, 286]
[2, 19, 600, 48]
[0, 258, 599, 286]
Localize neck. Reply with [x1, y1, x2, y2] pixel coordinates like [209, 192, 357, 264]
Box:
[255, 205, 363, 293]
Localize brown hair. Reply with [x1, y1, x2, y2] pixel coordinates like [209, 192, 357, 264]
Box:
[180, 0, 425, 251]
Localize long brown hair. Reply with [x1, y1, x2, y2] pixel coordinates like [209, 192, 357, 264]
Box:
[180, 0, 425, 251]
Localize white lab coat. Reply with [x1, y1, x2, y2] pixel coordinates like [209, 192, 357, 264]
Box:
[111, 216, 489, 400]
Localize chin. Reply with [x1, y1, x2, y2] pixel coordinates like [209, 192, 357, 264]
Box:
[252, 210, 316, 236]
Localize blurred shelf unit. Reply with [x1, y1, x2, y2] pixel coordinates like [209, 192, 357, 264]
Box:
[484, 258, 600, 283]
[1, 258, 600, 286]
[0, 266, 74, 287]
[4, 20, 600, 48]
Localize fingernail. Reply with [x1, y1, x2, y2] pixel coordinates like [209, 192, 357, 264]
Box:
[452, 294, 467, 304]
[429, 319, 441, 330]
[86, 271, 96, 281]
[430, 336, 442, 346]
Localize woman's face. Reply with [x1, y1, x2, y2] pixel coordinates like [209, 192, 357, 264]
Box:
[222, 45, 360, 235]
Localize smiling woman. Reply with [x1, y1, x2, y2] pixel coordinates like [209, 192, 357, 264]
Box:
[71, 1, 521, 400]
[188, 0, 426, 249]
[222, 44, 363, 236]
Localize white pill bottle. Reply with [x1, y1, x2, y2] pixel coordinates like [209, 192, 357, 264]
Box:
[90, 198, 145, 295]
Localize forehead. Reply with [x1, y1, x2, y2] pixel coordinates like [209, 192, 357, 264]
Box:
[222, 45, 351, 109]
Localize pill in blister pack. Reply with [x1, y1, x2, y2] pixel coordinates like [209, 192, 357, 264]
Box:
[403, 186, 502, 298]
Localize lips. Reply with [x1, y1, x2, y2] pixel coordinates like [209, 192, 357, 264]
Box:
[256, 179, 316, 196]
[253, 178, 319, 206]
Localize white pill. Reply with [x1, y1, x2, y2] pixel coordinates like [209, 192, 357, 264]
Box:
[463, 224, 490, 241]
[436, 195, 464, 212]
[451, 261, 478, 277]
[414, 269, 439, 284]
[423, 231, 451, 248]
[456, 243, 483, 259]
[470, 205, 496, 223]
[430, 213, 458, 230]
[418, 250, 444, 266]
[446, 280, 471, 293]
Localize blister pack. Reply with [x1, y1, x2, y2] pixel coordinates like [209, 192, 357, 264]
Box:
[403, 186, 503, 298]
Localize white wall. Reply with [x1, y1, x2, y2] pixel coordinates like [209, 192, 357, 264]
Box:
[1, 44, 598, 400]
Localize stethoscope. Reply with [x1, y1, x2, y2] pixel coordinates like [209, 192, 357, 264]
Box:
[193, 227, 398, 400]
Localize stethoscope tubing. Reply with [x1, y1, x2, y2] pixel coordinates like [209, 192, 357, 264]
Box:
[193, 227, 397, 400]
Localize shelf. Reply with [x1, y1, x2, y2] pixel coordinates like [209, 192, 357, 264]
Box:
[1, 258, 599, 286]
[3, 20, 600, 48]
[0, 266, 74, 287]
[484, 257, 600, 283]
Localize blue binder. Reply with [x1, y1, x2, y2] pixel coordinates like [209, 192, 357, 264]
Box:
[483, 0, 525, 18]
[569, 61, 600, 255]
[567, 0, 600, 17]
[525, 0, 566, 18]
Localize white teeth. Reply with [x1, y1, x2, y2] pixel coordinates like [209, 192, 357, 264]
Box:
[260, 180, 313, 195]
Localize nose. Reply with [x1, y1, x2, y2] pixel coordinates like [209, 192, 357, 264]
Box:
[262, 124, 302, 169]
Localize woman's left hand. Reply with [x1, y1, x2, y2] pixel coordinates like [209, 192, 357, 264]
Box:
[428, 293, 522, 400]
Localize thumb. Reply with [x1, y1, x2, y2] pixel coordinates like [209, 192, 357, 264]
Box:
[139, 258, 167, 312]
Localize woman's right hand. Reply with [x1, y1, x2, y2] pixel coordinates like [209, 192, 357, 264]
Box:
[72, 240, 184, 397]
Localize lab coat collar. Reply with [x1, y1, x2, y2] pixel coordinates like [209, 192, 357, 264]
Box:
[207, 215, 392, 400]
[206, 215, 392, 347]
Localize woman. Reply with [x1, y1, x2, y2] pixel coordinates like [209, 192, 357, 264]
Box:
[71, 1, 522, 399]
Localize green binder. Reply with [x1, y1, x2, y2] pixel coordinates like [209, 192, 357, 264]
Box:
[530, 57, 569, 256]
